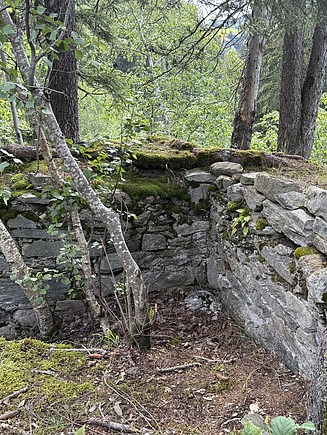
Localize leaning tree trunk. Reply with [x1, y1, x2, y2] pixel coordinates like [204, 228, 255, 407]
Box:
[299, 12, 327, 159]
[231, 4, 267, 150]
[0, 219, 54, 337]
[277, 29, 304, 154]
[45, 0, 79, 143]
[0, 2, 150, 348]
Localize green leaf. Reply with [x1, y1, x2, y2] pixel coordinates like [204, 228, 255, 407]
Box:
[42, 57, 52, 68]
[74, 426, 86, 435]
[242, 414, 269, 433]
[270, 416, 297, 435]
[36, 297, 44, 304]
[75, 49, 83, 60]
[242, 421, 262, 435]
[0, 161, 9, 172]
[25, 99, 35, 109]
[36, 6, 46, 14]
[298, 422, 315, 431]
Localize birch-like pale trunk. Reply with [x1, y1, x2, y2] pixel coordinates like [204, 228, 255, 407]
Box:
[0, 2, 150, 347]
[35, 123, 111, 335]
[0, 219, 54, 337]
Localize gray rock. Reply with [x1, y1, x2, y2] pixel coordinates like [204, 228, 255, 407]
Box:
[306, 269, 327, 303]
[262, 200, 314, 245]
[0, 325, 16, 339]
[13, 309, 37, 327]
[240, 172, 259, 185]
[174, 221, 210, 236]
[226, 183, 244, 203]
[254, 173, 301, 202]
[243, 185, 265, 211]
[307, 186, 327, 221]
[260, 244, 295, 284]
[11, 229, 57, 239]
[210, 162, 243, 177]
[275, 191, 306, 210]
[185, 168, 216, 183]
[312, 234, 327, 256]
[185, 290, 222, 313]
[214, 175, 235, 191]
[188, 184, 210, 203]
[297, 254, 325, 278]
[22, 240, 63, 258]
[28, 173, 52, 189]
[99, 253, 123, 273]
[312, 217, 327, 255]
[56, 300, 86, 315]
[142, 233, 166, 251]
[7, 215, 37, 229]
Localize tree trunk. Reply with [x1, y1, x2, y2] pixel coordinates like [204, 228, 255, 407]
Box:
[277, 29, 304, 154]
[0, 219, 54, 338]
[45, 0, 79, 143]
[0, 2, 150, 348]
[278, 1, 327, 158]
[299, 15, 327, 158]
[231, 5, 267, 150]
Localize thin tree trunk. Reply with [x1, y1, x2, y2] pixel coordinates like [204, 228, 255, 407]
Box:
[299, 14, 327, 158]
[0, 219, 54, 337]
[231, 5, 267, 150]
[32, 117, 111, 335]
[0, 3, 150, 348]
[0, 50, 24, 146]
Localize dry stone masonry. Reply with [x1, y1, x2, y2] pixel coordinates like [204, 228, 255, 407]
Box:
[1, 163, 327, 387]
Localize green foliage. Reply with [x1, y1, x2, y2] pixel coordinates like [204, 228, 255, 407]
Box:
[239, 414, 315, 435]
[231, 208, 251, 236]
[251, 111, 279, 153]
[293, 246, 317, 260]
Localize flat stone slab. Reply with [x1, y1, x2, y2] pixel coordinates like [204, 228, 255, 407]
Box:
[254, 173, 301, 203]
[184, 168, 216, 183]
[210, 162, 243, 176]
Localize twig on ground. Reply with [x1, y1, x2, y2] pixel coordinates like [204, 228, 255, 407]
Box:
[49, 347, 106, 354]
[156, 362, 201, 372]
[0, 387, 28, 405]
[194, 356, 236, 364]
[78, 418, 139, 433]
[0, 410, 20, 421]
[31, 369, 58, 377]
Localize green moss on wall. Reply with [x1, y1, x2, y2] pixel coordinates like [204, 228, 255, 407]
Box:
[122, 173, 189, 202]
[294, 246, 317, 260]
[255, 217, 268, 230]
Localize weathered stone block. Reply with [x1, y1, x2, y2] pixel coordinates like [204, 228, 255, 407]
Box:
[13, 309, 37, 327]
[185, 168, 216, 183]
[7, 215, 37, 229]
[22, 240, 63, 258]
[244, 185, 265, 211]
[210, 162, 243, 176]
[307, 186, 327, 221]
[262, 200, 314, 245]
[142, 233, 166, 251]
[254, 173, 301, 203]
[226, 183, 244, 203]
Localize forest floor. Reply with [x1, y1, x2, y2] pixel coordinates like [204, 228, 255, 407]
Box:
[0, 290, 308, 435]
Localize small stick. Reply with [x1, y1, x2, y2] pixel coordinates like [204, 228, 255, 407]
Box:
[156, 362, 201, 373]
[78, 418, 139, 433]
[49, 347, 106, 354]
[0, 387, 28, 405]
[194, 356, 236, 364]
[0, 410, 20, 421]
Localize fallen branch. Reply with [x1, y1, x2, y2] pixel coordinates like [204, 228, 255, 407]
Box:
[78, 418, 139, 433]
[156, 362, 201, 373]
[194, 356, 236, 364]
[0, 410, 20, 421]
[0, 387, 28, 405]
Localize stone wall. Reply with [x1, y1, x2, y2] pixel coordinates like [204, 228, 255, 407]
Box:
[1, 164, 327, 383]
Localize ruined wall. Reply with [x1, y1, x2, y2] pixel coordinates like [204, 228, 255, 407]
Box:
[1, 164, 327, 382]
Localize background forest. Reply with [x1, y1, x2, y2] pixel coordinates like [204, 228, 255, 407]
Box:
[1, 0, 327, 163]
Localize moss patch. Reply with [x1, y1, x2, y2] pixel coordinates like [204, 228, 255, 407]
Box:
[122, 173, 189, 202]
[255, 217, 268, 231]
[294, 246, 317, 260]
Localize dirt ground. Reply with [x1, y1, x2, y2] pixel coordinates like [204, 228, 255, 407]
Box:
[72, 290, 308, 435]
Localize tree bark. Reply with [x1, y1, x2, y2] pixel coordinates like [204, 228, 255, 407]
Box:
[0, 2, 150, 348]
[231, 5, 267, 150]
[0, 219, 54, 337]
[278, 1, 327, 158]
[277, 29, 304, 154]
[45, 0, 79, 143]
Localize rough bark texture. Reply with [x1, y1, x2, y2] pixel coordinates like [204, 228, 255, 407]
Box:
[45, 0, 79, 143]
[307, 329, 327, 434]
[278, 2, 327, 158]
[0, 2, 149, 347]
[231, 5, 267, 150]
[277, 30, 304, 154]
[0, 219, 54, 337]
